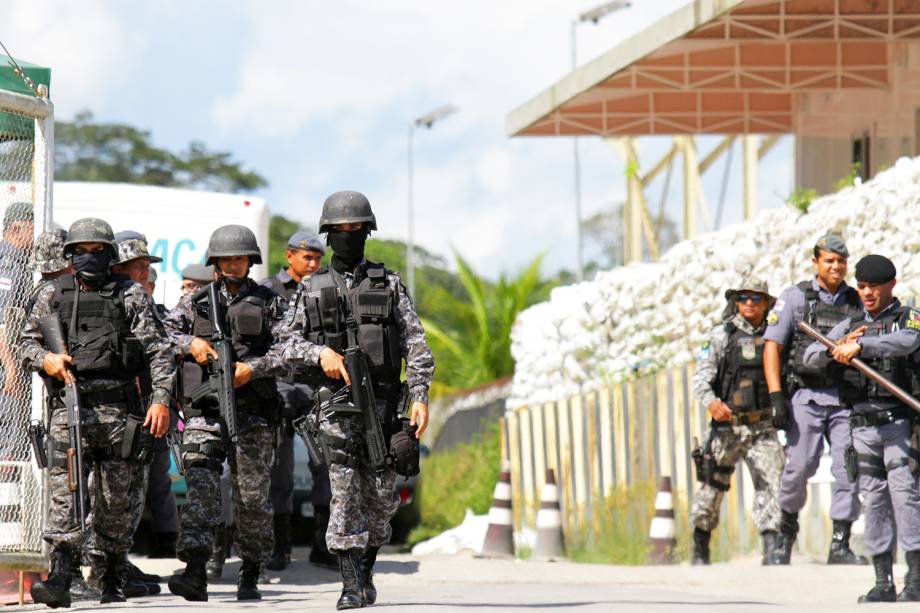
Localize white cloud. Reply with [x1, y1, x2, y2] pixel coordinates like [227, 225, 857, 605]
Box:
[209, 1, 703, 277]
[4, 0, 137, 118]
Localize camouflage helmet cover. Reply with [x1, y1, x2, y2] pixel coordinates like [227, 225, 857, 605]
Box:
[318, 190, 377, 233]
[31, 229, 69, 273]
[205, 224, 262, 265]
[116, 238, 163, 264]
[63, 217, 117, 257]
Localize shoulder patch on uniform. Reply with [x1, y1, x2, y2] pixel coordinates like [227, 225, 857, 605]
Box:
[767, 311, 779, 326]
[698, 341, 711, 360]
[772, 299, 784, 312]
[906, 309, 920, 331]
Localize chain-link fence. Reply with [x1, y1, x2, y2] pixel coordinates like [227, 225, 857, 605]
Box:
[0, 87, 52, 571]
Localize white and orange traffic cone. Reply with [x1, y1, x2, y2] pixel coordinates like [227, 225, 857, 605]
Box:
[534, 469, 565, 559]
[480, 461, 515, 557]
[649, 475, 677, 564]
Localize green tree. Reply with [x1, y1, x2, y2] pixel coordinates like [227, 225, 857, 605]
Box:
[55, 111, 267, 193]
[421, 253, 550, 394]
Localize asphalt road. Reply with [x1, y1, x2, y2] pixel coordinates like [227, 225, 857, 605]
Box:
[18, 548, 906, 612]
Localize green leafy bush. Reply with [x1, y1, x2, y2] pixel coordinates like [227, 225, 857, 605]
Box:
[407, 422, 501, 547]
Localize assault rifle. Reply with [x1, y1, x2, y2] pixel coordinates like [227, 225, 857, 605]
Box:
[798, 320, 920, 415]
[189, 282, 239, 443]
[37, 314, 87, 531]
[344, 346, 388, 470]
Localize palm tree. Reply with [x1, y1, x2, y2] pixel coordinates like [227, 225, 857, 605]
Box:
[421, 253, 550, 394]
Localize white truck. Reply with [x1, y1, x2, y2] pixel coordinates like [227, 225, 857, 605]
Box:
[46, 182, 270, 308]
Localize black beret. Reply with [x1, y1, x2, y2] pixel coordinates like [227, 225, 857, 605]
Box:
[855, 254, 896, 284]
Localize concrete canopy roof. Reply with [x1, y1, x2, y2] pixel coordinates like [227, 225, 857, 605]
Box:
[507, 0, 920, 137]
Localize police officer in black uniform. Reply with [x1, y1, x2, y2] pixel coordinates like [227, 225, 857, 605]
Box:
[259, 230, 333, 570]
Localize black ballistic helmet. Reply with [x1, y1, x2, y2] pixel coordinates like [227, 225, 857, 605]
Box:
[63, 217, 117, 258]
[205, 224, 262, 265]
[318, 190, 377, 233]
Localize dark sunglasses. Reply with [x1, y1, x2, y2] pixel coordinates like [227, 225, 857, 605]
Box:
[735, 293, 764, 304]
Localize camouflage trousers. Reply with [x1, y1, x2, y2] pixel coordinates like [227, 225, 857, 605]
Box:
[45, 402, 142, 557]
[176, 415, 274, 562]
[690, 421, 785, 533]
[321, 406, 400, 552]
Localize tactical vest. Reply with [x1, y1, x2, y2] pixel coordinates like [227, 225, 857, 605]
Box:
[787, 280, 862, 389]
[49, 274, 143, 385]
[181, 282, 279, 411]
[716, 322, 770, 412]
[297, 263, 402, 390]
[838, 305, 914, 409]
[265, 275, 297, 302]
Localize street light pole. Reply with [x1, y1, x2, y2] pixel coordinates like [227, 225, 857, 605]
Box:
[407, 104, 457, 300]
[569, 0, 630, 281]
[407, 124, 416, 299]
[570, 20, 584, 282]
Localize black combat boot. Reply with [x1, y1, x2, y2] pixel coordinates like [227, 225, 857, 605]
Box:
[362, 546, 379, 605]
[827, 520, 869, 565]
[168, 552, 208, 602]
[31, 547, 73, 608]
[98, 554, 126, 604]
[858, 551, 897, 603]
[691, 528, 711, 565]
[898, 550, 920, 602]
[205, 524, 227, 580]
[761, 530, 779, 566]
[237, 559, 262, 601]
[69, 552, 100, 601]
[310, 505, 337, 568]
[266, 513, 292, 571]
[771, 510, 798, 565]
[336, 549, 364, 610]
[122, 554, 161, 596]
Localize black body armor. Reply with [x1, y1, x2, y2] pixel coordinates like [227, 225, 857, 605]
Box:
[716, 321, 770, 412]
[296, 263, 402, 397]
[838, 305, 913, 411]
[180, 282, 280, 418]
[787, 280, 862, 390]
[49, 274, 143, 387]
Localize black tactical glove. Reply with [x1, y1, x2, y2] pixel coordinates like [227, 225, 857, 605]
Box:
[770, 391, 788, 429]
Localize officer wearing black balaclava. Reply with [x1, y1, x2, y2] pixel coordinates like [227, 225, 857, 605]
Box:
[19, 217, 174, 607]
[280, 190, 435, 610]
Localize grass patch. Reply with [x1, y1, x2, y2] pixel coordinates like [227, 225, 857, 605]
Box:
[407, 422, 501, 548]
[565, 480, 656, 565]
[563, 479, 751, 565]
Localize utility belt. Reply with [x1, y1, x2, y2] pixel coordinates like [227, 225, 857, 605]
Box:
[49, 380, 138, 409]
[181, 390, 279, 422]
[848, 406, 914, 429]
[713, 408, 771, 428]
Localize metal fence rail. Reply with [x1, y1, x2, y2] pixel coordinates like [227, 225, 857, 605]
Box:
[0, 86, 53, 572]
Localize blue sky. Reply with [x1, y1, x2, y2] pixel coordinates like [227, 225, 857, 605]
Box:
[6, 0, 793, 278]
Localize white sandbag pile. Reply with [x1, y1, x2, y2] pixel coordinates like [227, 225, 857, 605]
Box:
[509, 156, 920, 409]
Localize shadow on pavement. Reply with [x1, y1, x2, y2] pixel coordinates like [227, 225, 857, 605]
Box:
[376, 560, 420, 575]
[375, 600, 775, 609]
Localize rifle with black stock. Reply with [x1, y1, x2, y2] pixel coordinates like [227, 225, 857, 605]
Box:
[189, 281, 239, 443]
[344, 345, 388, 470]
[798, 320, 920, 415]
[37, 314, 88, 531]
